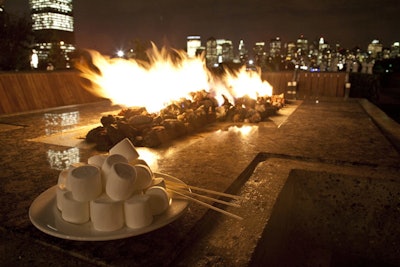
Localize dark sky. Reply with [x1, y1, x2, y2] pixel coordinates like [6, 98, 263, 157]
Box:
[4, 0, 400, 54]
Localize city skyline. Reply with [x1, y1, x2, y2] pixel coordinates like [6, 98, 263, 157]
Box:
[3, 0, 399, 54]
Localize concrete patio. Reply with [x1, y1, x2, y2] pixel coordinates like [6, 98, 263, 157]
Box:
[1, 97, 399, 266]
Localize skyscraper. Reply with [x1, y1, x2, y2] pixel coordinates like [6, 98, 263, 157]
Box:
[205, 37, 217, 68]
[367, 39, 383, 59]
[187, 36, 201, 58]
[296, 34, 309, 56]
[29, 0, 75, 68]
[269, 37, 282, 57]
[238, 39, 248, 63]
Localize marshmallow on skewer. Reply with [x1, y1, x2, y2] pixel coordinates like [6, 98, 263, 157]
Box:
[124, 194, 153, 229]
[109, 138, 140, 162]
[90, 195, 124, 231]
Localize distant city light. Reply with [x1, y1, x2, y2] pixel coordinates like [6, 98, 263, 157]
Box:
[117, 50, 125, 57]
[30, 50, 38, 69]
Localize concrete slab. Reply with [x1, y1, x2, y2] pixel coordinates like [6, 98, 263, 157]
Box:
[0, 98, 399, 266]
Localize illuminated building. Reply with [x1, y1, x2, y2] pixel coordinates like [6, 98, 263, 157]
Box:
[187, 36, 201, 58]
[269, 37, 281, 57]
[285, 42, 296, 60]
[216, 39, 234, 63]
[206, 37, 218, 68]
[206, 38, 233, 67]
[253, 42, 265, 66]
[238, 39, 248, 63]
[29, 0, 75, 68]
[367, 39, 383, 59]
[390, 42, 400, 58]
[296, 34, 309, 56]
[318, 37, 329, 52]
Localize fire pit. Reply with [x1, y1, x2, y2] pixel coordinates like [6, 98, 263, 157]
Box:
[77, 46, 284, 150]
[86, 92, 285, 150]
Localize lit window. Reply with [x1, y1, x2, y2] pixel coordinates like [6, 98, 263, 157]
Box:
[32, 12, 73, 31]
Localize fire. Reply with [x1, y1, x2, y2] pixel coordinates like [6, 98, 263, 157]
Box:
[209, 66, 273, 105]
[76, 44, 273, 113]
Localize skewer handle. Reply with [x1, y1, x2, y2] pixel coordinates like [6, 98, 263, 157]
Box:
[168, 187, 240, 208]
[165, 179, 243, 200]
[169, 189, 243, 220]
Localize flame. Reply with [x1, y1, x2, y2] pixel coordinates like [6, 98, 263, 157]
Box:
[76, 44, 273, 113]
[221, 66, 273, 103]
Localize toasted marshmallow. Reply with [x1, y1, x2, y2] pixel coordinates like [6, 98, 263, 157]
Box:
[60, 191, 89, 224]
[68, 164, 102, 202]
[90, 195, 124, 231]
[124, 194, 153, 229]
[109, 138, 140, 162]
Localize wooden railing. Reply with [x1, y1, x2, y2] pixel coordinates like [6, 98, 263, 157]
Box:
[263, 71, 347, 98]
[0, 71, 102, 114]
[0, 70, 348, 115]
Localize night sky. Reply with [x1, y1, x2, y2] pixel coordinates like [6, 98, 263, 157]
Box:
[4, 0, 400, 55]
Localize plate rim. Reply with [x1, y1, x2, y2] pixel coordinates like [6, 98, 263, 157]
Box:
[29, 172, 189, 241]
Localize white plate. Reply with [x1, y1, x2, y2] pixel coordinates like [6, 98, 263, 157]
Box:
[29, 172, 189, 241]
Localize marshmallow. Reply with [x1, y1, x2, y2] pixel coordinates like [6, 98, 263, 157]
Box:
[68, 165, 102, 202]
[124, 195, 153, 229]
[60, 191, 90, 224]
[145, 186, 170, 215]
[133, 164, 153, 191]
[56, 186, 68, 211]
[130, 158, 149, 167]
[109, 138, 140, 162]
[88, 154, 107, 168]
[65, 164, 85, 191]
[150, 177, 166, 188]
[90, 196, 124, 231]
[101, 154, 128, 185]
[57, 169, 69, 190]
[70, 162, 86, 168]
[105, 162, 137, 201]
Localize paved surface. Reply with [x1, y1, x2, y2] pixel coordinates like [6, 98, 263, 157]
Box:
[0, 98, 399, 266]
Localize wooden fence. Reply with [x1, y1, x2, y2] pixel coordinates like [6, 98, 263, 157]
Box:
[0, 71, 102, 114]
[263, 71, 347, 98]
[0, 71, 348, 115]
